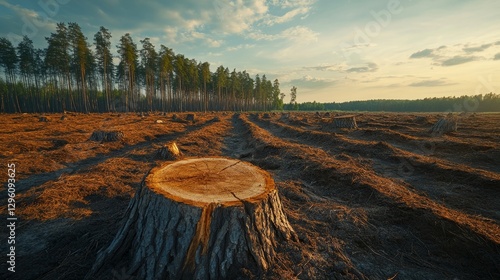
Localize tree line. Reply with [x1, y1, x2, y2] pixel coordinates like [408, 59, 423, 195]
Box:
[0, 22, 285, 113]
[292, 93, 500, 112]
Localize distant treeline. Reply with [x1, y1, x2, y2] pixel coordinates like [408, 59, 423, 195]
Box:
[0, 22, 284, 113]
[286, 93, 500, 112]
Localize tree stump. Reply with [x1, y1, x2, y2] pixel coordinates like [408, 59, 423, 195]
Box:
[186, 113, 196, 122]
[89, 130, 124, 142]
[39, 116, 50, 122]
[156, 142, 183, 160]
[279, 113, 289, 121]
[429, 117, 457, 135]
[262, 113, 271, 119]
[333, 115, 357, 129]
[87, 158, 296, 280]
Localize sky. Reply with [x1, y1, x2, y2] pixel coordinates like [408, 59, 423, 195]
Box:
[0, 0, 499, 103]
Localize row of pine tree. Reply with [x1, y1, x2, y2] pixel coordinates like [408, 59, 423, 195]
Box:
[0, 22, 285, 113]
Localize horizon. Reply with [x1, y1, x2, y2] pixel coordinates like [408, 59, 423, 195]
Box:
[0, 0, 499, 103]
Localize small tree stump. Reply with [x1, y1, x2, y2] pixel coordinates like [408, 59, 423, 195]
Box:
[279, 113, 289, 121]
[186, 113, 196, 122]
[333, 115, 357, 129]
[89, 130, 124, 142]
[262, 113, 271, 119]
[156, 142, 183, 160]
[87, 158, 296, 280]
[414, 115, 429, 124]
[429, 117, 457, 135]
[39, 116, 50, 122]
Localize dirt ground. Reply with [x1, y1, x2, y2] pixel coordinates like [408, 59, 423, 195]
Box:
[0, 111, 499, 279]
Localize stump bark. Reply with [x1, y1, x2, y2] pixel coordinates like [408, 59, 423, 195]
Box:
[429, 117, 457, 135]
[87, 158, 296, 280]
[156, 142, 183, 160]
[39, 116, 50, 122]
[89, 130, 124, 142]
[186, 113, 196, 122]
[333, 115, 357, 129]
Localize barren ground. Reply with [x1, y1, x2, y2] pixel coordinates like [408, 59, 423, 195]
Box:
[0, 112, 499, 279]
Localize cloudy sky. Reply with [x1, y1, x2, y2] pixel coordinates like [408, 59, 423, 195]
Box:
[0, 0, 499, 102]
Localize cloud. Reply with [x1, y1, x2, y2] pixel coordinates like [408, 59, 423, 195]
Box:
[410, 48, 434, 59]
[249, 26, 318, 42]
[213, 0, 269, 34]
[264, 6, 311, 25]
[494, 53, 500, 60]
[409, 79, 454, 87]
[271, 0, 315, 7]
[226, 44, 255, 51]
[346, 62, 378, 73]
[302, 64, 342, 71]
[463, 43, 492, 53]
[302, 62, 377, 73]
[289, 75, 336, 89]
[441, 55, 479, 66]
[0, 0, 57, 42]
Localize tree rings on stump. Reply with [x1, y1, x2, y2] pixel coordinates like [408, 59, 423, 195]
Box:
[87, 158, 296, 280]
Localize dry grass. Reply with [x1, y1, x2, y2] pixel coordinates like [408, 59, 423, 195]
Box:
[0, 112, 499, 280]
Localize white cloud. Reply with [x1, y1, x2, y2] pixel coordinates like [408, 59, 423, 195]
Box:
[249, 26, 318, 42]
[271, 0, 316, 9]
[408, 79, 455, 87]
[264, 6, 310, 25]
[226, 44, 255, 51]
[213, 0, 269, 34]
[0, 0, 57, 36]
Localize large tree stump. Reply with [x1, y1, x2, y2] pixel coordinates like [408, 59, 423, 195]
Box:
[429, 117, 457, 135]
[333, 115, 358, 129]
[87, 158, 296, 280]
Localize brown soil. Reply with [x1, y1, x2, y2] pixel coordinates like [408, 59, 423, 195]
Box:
[0, 112, 499, 279]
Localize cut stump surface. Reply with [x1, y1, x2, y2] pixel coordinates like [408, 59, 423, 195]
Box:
[148, 158, 271, 206]
[87, 157, 296, 280]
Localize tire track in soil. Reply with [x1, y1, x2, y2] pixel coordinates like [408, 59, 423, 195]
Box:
[223, 114, 368, 279]
[254, 115, 500, 222]
[239, 114, 500, 280]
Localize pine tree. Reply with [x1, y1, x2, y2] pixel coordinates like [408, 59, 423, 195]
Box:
[94, 26, 113, 112]
[117, 33, 138, 112]
[0, 37, 20, 112]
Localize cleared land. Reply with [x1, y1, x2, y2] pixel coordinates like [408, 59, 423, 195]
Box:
[0, 112, 499, 279]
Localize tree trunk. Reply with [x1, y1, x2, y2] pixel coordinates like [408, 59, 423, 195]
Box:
[86, 158, 296, 280]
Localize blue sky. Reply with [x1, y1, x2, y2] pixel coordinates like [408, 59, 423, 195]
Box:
[0, 0, 499, 102]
